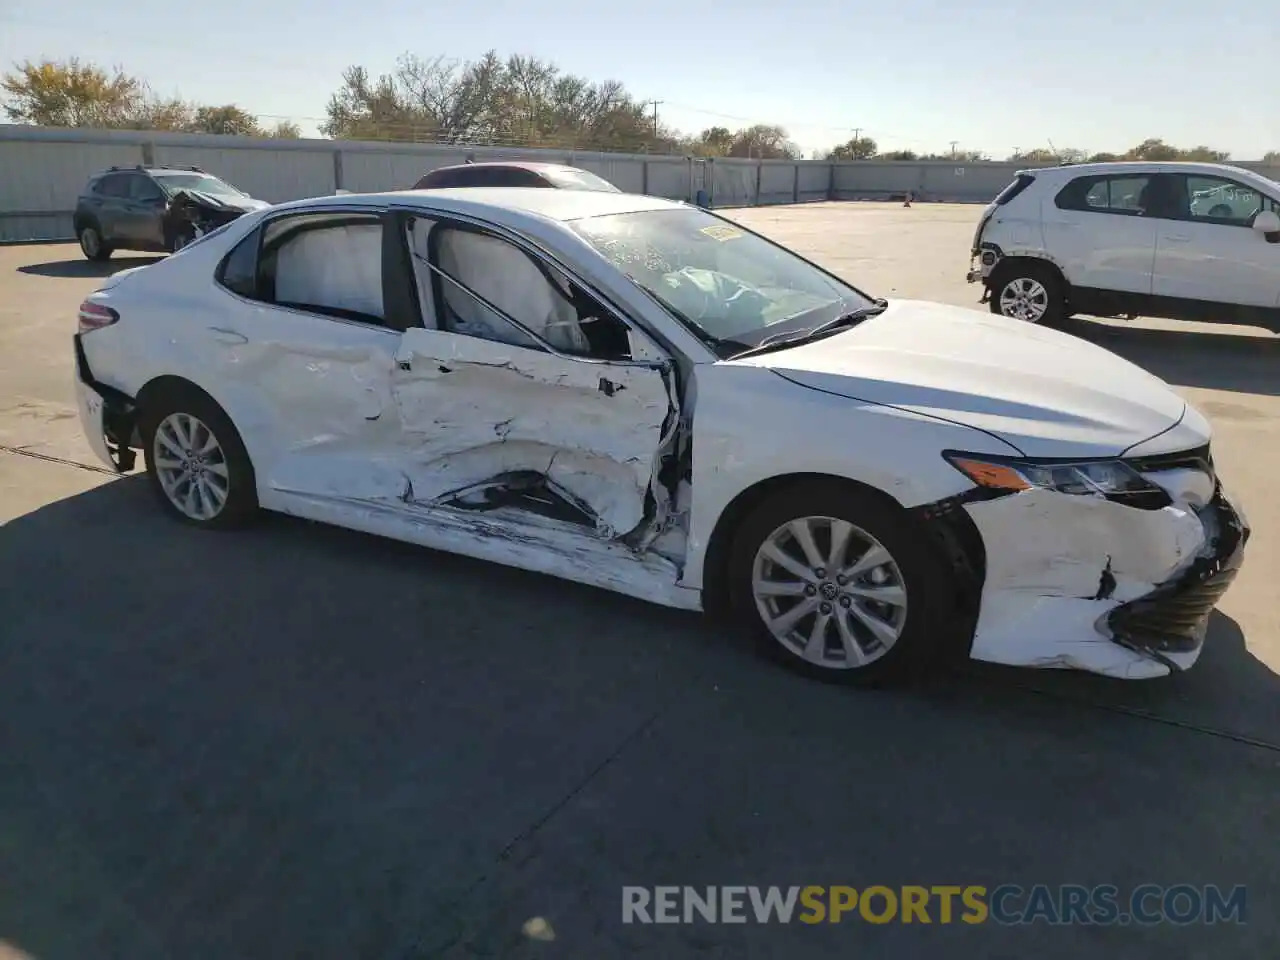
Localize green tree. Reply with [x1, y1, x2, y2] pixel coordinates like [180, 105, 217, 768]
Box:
[727, 124, 799, 159]
[1, 58, 145, 127]
[826, 136, 877, 160]
[1, 58, 303, 138]
[1125, 138, 1181, 160]
[1263, 150, 1280, 165]
[689, 125, 735, 156]
[322, 50, 661, 151]
[877, 149, 918, 161]
[190, 104, 261, 136]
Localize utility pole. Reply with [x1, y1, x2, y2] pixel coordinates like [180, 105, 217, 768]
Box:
[950, 140, 959, 158]
[647, 100, 663, 138]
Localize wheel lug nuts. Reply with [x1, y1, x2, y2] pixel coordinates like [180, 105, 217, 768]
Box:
[804, 584, 817, 597]
[819, 602, 832, 614]
[839, 596, 852, 608]
[814, 567, 826, 578]
[836, 575, 847, 586]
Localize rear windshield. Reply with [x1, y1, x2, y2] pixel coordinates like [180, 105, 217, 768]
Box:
[994, 173, 1035, 206]
[544, 168, 620, 192]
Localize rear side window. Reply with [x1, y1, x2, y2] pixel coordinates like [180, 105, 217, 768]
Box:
[993, 173, 1035, 206]
[1055, 174, 1152, 215]
[216, 227, 261, 298]
[416, 168, 459, 189]
[217, 213, 387, 325]
[96, 173, 131, 197]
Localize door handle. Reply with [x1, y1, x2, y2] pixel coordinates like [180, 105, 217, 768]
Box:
[1163, 234, 1192, 242]
[207, 326, 248, 345]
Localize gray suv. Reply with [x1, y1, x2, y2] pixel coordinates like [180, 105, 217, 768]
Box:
[73, 166, 271, 260]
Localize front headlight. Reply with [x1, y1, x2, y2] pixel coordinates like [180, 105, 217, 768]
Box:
[943, 452, 1171, 508]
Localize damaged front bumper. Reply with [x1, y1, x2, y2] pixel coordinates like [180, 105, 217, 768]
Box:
[1105, 486, 1248, 671]
[74, 333, 138, 472]
[960, 474, 1250, 679]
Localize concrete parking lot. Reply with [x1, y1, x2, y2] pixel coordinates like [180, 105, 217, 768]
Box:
[1, 202, 1277, 959]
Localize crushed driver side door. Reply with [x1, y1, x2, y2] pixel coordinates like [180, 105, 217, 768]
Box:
[390, 214, 681, 546]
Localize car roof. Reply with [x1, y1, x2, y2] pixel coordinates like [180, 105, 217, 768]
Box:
[94, 167, 213, 177]
[425, 161, 584, 174]
[272, 187, 687, 223]
[1021, 160, 1266, 180]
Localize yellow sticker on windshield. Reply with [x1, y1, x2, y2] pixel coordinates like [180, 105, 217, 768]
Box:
[699, 225, 743, 242]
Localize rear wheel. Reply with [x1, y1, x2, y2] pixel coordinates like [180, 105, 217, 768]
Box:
[726, 480, 956, 685]
[140, 384, 258, 529]
[989, 262, 1065, 325]
[78, 223, 113, 261]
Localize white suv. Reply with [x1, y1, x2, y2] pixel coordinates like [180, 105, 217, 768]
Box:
[967, 161, 1280, 329]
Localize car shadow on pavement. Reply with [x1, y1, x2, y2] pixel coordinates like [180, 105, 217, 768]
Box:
[2, 477, 1278, 959]
[17, 256, 163, 279]
[1059, 315, 1280, 396]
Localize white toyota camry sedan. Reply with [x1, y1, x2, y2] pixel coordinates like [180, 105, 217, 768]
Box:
[73, 188, 1250, 683]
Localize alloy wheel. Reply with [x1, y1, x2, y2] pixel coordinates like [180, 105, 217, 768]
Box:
[153, 412, 231, 521]
[751, 516, 908, 669]
[998, 277, 1049, 322]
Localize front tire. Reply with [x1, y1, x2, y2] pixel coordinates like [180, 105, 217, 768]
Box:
[78, 223, 113, 261]
[170, 223, 197, 253]
[140, 384, 258, 529]
[989, 262, 1065, 325]
[726, 480, 956, 685]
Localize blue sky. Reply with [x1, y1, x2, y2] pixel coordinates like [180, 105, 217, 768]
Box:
[1, 0, 1275, 159]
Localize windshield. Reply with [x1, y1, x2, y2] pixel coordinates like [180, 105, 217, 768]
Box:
[571, 207, 873, 356]
[153, 173, 244, 198]
[545, 168, 620, 192]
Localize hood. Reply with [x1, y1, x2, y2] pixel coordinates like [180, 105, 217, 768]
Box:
[174, 189, 270, 213]
[729, 299, 1193, 460]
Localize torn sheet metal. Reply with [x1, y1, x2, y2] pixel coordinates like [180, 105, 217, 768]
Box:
[169, 189, 258, 237]
[391, 328, 675, 538]
[276, 488, 702, 611]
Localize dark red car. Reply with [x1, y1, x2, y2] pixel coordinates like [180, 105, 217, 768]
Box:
[411, 161, 620, 192]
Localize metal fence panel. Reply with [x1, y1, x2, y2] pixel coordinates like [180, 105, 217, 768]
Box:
[645, 159, 690, 200]
[759, 162, 794, 204]
[0, 137, 143, 242]
[798, 163, 831, 201]
[833, 162, 920, 198]
[341, 149, 469, 192]
[711, 160, 757, 206]
[151, 143, 335, 202]
[570, 156, 646, 193]
[3, 125, 1275, 242]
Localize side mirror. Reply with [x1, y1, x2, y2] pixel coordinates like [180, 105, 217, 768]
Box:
[1251, 210, 1280, 236]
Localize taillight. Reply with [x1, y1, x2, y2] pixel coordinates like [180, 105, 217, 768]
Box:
[78, 300, 119, 334]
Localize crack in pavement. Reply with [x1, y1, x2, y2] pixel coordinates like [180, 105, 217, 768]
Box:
[404, 696, 683, 958]
[0, 443, 121, 477]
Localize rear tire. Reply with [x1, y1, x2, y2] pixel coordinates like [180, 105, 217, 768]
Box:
[78, 223, 113, 261]
[726, 480, 957, 685]
[140, 383, 259, 530]
[988, 261, 1065, 326]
